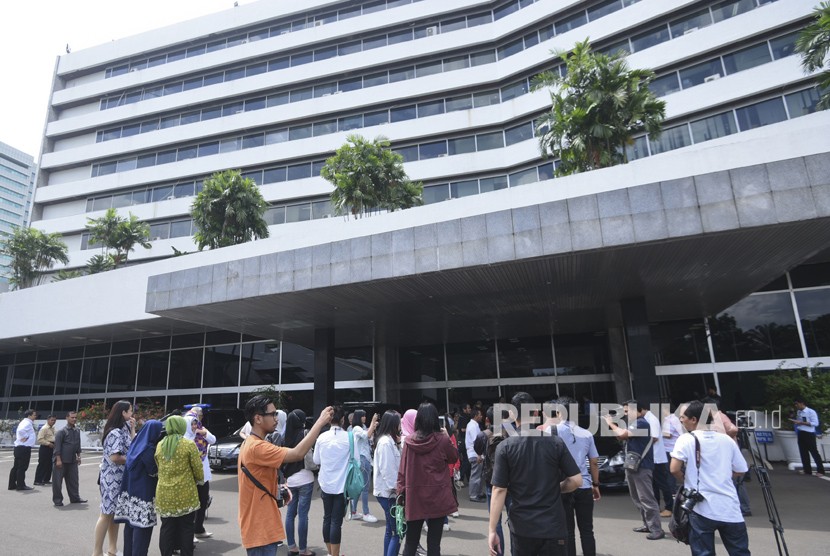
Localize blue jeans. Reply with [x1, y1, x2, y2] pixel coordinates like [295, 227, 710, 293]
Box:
[486, 485, 509, 555]
[321, 490, 347, 545]
[376, 496, 401, 556]
[246, 542, 279, 556]
[350, 456, 372, 515]
[286, 482, 313, 551]
[689, 512, 750, 556]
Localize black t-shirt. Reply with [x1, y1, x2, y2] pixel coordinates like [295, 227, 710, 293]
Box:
[457, 414, 471, 444]
[491, 434, 580, 539]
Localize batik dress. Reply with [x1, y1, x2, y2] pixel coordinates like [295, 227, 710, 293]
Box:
[100, 424, 132, 514]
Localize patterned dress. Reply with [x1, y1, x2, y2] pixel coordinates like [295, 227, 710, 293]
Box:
[100, 424, 132, 514]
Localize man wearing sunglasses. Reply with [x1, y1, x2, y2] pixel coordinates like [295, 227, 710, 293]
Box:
[238, 395, 333, 556]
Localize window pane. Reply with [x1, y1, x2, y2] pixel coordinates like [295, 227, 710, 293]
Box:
[690, 111, 738, 143]
[152, 185, 173, 202]
[554, 332, 611, 376]
[108, 355, 137, 392]
[140, 119, 160, 133]
[388, 29, 413, 44]
[735, 97, 787, 131]
[467, 12, 492, 27]
[339, 76, 363, 92]
[111, 192, 132, 208]
[291, 52, 313, 66]
[121, 123, 140, 138]
[198, 141, 219, 157]
[245, 97, 266, 111]
[498, 336, 555, 379]
[473, 90, 500, 107]
[242, 134, 264, 149]
[391, 105, 416, 122]
[446, 95, 473, 112]
[477, 131, 504, 151]
[339, 114, 363, 131]
[286, 203, 312, 222]
[501, 80, 528, 101]
[479, 176, 508, 192]
[150, 222, 170, 240]
[650, 73, 681, 97]
[267, 92, 289, 107]
[265, 206, 286, 225]
[446, 340, 496, 380]
[419, 141, 448, 159]
[450, 180, 478, 198]
[222, 102, 244, 116]
[288, 124, 312, 140]
[168, 348, 203, 389]
[494, 0, 519, 20]
[363, 72, 388, 88]
[669, 9, 712, 38]
[556, 12, 588, 35]
[651, 320, 711, 365]
[509, 167, 537, 187]
[679, 59, 724, 88]
[287, 163, 311, 180]
[538, 162, 554, 181]
[785, 88, 822, 118]
[156, 150, 177, 165]
[363, 35, 387, 50]
[280, 342, 314, 384]
[497, 38, 524, 60]
[291, 87, 313, 102]
[416, 60, 442, 77]
[711, 0, 755, 23]
[219, 138, 240, 153]
[470, 50, 496, 67]
[423, 184, 449, 204]
[268, 57, 290, 71]
[364, 110, 389, 126]
[448, 136, 476, 155]
[389, 66, 415, 82]
[394, 146, 418, 163]
[163, 82, 183, 95]
[203, 345, 240, 388]
[180, 111, 200, 125]
[631, 25, 670, 53]
[723, 43, 771, 75]
[312, 200, 332, 219]
[116, 158, 137, 172]
[170, 220, 192, 238]
[240, 342, 280, 386]
[176, 146, 197, 161]
[524, 32, 539, 49]
[314, 47, 337, 61]
[505, 122, 534, 145]
[79, 358, 108, 394]
[313, 120, 337, 136]
[314, 83, 337, 97]
[137, 154, 156, 168]
[399, 344, 445, 383]
[441, 17, 466, 33]
[137, 351, 169, 390]
[796, 288, 830, 356]
[201, 107, 221, 120]
[770, 31, 799, 60]
[649, 124, 691, 154]
[263, 167, 287, 184]
[417, 100, 444, 118]
[443, 55, 469, 72]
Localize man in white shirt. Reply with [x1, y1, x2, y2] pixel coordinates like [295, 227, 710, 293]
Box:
[8, 408, 38, 491]
[645, 406, 672, 517]
[465, 408, 485, 502]
[670, 400, 750, 556]
[662, 405, 684, 505]
[793, 397, 825, 476]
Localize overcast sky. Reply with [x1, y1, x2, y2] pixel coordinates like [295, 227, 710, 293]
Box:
[0, 0, 241, 159]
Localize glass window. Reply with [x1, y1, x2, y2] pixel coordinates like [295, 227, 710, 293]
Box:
[588, 0, 622, 21]
[494, 0, 520, 20]
[679, 59, 724, 89]
[149, 222, 170, 240]
[116, 158, 137, 172]
[287, 163, 311, 180]
[143, 86, 163, 101]
[206, 39, 226, 53]
[555, 12, 588, 35]
[312, 199, 332, 218]
[388, 29, 413, 45]
[246, 62, 268, 77]
[446, 95, 473, 112]
[479, 176, 508, 192]
[286, 203, 312, 222]
[163, 82, 183, 95]
[291, 52, 313, 66]
[723, 43, 771, 75]
[650, 73, 681, 97]
[423, 184, 449, 204]
[364, 110, 389, 126]
[152, 185, 173, 202]
[501, 80, 528, 101]
[441, 17, 466, 33]
[509, 167, 537, 187]
[735, 97, 787, 131]
[136, 351, 169, 390]
[651, 320, 711, 365]
[168, 348, 203, 389]
[446, 340, 497, 380]
[418, 100, 444, 118]
[121, 123, 140, 138]
[79, 358, 108, 394]
[314, 46, 337, 61]
[111, 192, 132, 208]
[222, 102, 244, 117]
[219, 137, 240, 153]
[554, 332, 610, 376]
[339, 76, 363, 92]
[102, 128, 121, 142]
[263, 167, 287, 184]
[540, 25, 555, 42]
[227, 33, 247, 47]
[137, 154, 156, 168]
[363, 72, 388, 88]
[174, 182, 195, 198]
[33, 362, 58, 397]
[497, 38, 524, 60]
[631, 25, 670, 53]
[477, 131, 504, 151]
[497, 336, 555, 379]
[313, 120, 337, 136]
[364, 35, 388, 50]
[288, 124, 312, 141]
[265, 205, 286, 225]
[186, 44, 206, 58]
[339, 5, 361, 19]
[108, 355, 137, 392]
[169, 220, 191, 238]
[201, 106, 221, 121]
[140, 120, 160, 133]
[280, 342, 314, 384]
[473, 90, 500, 107]
[249, 28, 270, 42]
[419, 141, 448, 159]
[448, 136, 476, 155]
[669, 8, 712, 38]
[505, 122, 534, 145]
[198, 141, 220, 157]
[290, 87, 313, 102]
[391, 105, 417, 122]
[785, 88, 822, 118]
[56, 360, 83, 397]
[416, 61, 442, 77]
[796, 289, 830, 356]
[394, 146, 419, 163]
[711, 0, 755, 23]
[467, 12, 492, 27]
[314, 83, 337, 97]
[389, 66, 415, 82]
[245, 97, 266, 112]
[267, 92, 289, 107]
[443, 55, 469, 72]
[770, 31, 799, 60]
[470, 50, 496, 67]
[177, 146, 197, 161]
[690, 111, 738, 143]
[203, 345, 240, 388]
[268, 57, 290, 71]
[524, 32, 540, 49]
[180, 111, 200, 125]
[240, 342, 280, 386]
[338, 114, 363, 131]
[709, 292, 803, 361]
[159, 115, 180, 129]
[649, 123, 691, 154]
[399, 344, 445, 383]
[339, 41, 362, 56]
[538, 162, 555, 181]
[290, 19, 308, 32]
[242, 134, 264, 149]
[156, 150, 177, 165]
[450, 180, 479, 198]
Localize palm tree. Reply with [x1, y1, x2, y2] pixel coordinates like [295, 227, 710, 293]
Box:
[190, 169, 269, 250]
[1, 226, 69, 289]
[321, 135, 423, 218]
[796, 1, 830, 110]
[533, 38, 666, 175]
[86, 208, 151, 267]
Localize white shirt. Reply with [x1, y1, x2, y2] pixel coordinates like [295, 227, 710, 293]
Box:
[15, 418, 36, 447]
[796, 407, 819, 434]
[644, 411, 667, 464]
[352, 425, 372, 462]
[286, 468, 315, 488]
[671, 429, 748, 523]
[314, 426, 351, 495]
[466, 419, 481, 460]
[662, 413, 684, 453]
[373, 434, 401, 498]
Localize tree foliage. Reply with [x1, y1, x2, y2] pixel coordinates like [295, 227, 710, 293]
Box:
[762, 364, 830, 432]
[796, 1, 830, 110]
[533, 39, 666, 176]
[1, 226, 69, 289]
[86, 208, 151, 268]
[321, 135, 423, 218]
[191, 169, 269, 250]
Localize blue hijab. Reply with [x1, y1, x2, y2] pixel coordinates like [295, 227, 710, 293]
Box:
[126, 420, 164, 472]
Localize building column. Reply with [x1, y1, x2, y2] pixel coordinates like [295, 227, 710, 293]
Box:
[374, 342, 400, 406]
[313, 328, 335, 416]
[607, 327, 633, 403]
[620, 297, 660, 403]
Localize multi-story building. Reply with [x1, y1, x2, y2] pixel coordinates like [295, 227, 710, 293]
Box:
[0, 141, 37, 292]
[1, 0, 828, 418]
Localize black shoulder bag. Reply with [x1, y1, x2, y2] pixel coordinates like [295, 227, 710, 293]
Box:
[669, 433, 701, 544]
[241, 464, 285, 507]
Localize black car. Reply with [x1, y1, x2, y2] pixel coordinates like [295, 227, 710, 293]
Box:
[208, 426, 245, 471]
[598, 450, 627, 488]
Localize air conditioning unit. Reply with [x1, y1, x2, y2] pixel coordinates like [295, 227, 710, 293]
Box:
[241, 38, 248, 44]
[314, 20, 324, 27]
[703, 74, 721, 83]
[425, 26, 439, 37]
[129, 67, 138, 73]
[683, 27, 698, 35]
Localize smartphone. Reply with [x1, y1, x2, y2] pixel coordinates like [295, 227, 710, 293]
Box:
[439, 415, 446, 429]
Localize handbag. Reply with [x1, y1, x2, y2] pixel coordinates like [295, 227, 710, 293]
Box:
[623, 435, 654, 472]
[344, 429, 366, 501]
[669, 433, 701, 544]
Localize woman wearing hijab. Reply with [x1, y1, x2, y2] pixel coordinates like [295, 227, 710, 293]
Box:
[155, 416, 204, 556]
[115, 420, 164, 556]
[401, 409, 417, 439]
[282, 409, 316, 556]
[93, 400, 136, 556]
[184, 409, 216, 541]
[397, 403, 458, 556]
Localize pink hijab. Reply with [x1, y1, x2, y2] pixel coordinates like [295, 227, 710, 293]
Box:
[401, 409, 417, 437]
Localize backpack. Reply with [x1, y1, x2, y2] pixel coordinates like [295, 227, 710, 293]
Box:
[481, 429, 504, 486]
[304, 431, 319, 472]
[344, 429, 366, 501]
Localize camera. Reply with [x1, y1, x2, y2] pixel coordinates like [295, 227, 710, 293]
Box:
[680, 488, 705, 512]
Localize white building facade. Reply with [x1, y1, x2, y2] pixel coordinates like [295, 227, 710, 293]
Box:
[2, 0, 828, 418]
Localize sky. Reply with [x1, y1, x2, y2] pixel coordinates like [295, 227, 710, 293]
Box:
[0, 0, 243, 159]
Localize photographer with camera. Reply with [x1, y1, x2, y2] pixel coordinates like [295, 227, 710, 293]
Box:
[670, 401, 751, 556]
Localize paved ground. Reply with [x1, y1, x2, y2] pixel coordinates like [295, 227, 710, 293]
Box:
[0, 448, 827, 555]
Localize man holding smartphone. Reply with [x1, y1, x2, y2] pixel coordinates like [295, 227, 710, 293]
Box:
[793, 397, 825, 477]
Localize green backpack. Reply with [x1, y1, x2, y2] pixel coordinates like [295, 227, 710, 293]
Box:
[344, 429, 366, 501]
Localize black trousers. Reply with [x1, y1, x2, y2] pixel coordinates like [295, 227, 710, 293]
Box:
[458, 441, 471, 482]
[194, 481, 210, 534]
[159, 512, 195, 556]
[562, 488, 595, 556]
[124, 523, 154, 556]
[8, 446, 32, 490]
[52, 462, 81, 503]
[510, 533, 566, 556]
[402, 517, 444, 556]
[797, 430, 826, 475]
[34, 445, 54, 484]
[321, 491, 346, 545]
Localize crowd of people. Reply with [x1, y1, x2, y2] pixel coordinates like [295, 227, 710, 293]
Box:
[6, 390, 828, 555]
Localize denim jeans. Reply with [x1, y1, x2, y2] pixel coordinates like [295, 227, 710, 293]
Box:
[485, 485, 507, 555]
[246, 542, 279, 556]
[689, 512, 751, 556]
[286, 482, 314, 551]
[562, 488, 595, 556]
[376, 495, 401, 556]
[350, 455, 372, 515]
[321, 490, 347, 545]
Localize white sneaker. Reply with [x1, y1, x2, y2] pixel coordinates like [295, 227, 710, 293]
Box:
[193, 536, 201, 544]
[443, 523, 450, 531]
[451, 511, 459, 518]
[362, 513, 378, 523]
[195, 531, 213, 539]
[351, 512, 363, 521]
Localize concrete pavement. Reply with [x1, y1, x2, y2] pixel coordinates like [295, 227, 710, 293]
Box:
[0, 448, 827, 555]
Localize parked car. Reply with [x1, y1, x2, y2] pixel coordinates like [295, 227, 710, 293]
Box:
[208, 426, 245, 471]
[598, 450, 627, 488]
